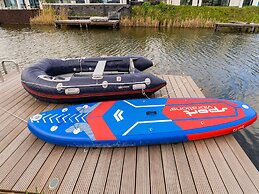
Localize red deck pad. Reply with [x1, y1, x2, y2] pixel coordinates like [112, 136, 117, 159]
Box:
[187, 115, 257, 141]
[87, 117, 116, 140]
[87, 101, 116, 140]
[88, 101, 115, 117]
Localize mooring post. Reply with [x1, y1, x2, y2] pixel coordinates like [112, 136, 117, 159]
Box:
[215, 24, 218, 32]
[0, 72, 4, 82]
[55, 22, 61, 29]
[1, 61, 7, 74]
[251, 26, 255, 33]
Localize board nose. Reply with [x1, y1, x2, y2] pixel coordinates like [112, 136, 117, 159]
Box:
[232, 100, 257, 121]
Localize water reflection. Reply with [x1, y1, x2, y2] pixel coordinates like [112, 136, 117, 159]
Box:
[0, 25, 258, 169]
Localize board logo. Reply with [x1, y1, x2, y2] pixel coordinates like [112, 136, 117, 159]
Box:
[170, 106, 228, 117]
[114, 109, 124, 122]
[183, 107, 228, 117]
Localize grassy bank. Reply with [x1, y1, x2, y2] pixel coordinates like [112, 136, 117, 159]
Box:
[30, 6, 67, 25]
[121, 3, 259, 28]
[30, 4, 259, 28]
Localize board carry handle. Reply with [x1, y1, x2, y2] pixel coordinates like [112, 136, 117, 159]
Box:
[146, 111, 157, 115]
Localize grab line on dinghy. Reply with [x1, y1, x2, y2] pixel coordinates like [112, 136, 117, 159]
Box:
[21, 80, 149, 90]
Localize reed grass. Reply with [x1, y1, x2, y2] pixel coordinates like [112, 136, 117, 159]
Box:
[30, 6, 68, 25]
[121, 3, 259, 28]
[121, 16, 215, 28]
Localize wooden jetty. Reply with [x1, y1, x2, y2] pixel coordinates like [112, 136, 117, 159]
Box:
[55, 19, 120, 29]
[0, 70, 258, 194]
[215, 22, 259, 32]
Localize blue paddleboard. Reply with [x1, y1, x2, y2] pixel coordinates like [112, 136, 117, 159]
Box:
[28, 98, 257, 147]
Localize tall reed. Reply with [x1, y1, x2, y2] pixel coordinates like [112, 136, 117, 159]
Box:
[120, 16, 215, 28]
[30, 6, 68, 25]
[121, 3, 259, 28]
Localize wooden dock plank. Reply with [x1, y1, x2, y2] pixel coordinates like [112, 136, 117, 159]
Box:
[0, 91, 29, 129]
[26, 146, 65, 193]
[55, 19, 120, 29]
[41, 147, 77, 194]
[169, 75, 197, 193]
[0, 72, 257, 194]
[184, 77, 229, 193]
[149, 145, 166, 194]
[0, 74, 20, 92]
[136, 146, 150, 194]
[160, 75, 182, 194]
[73, 148, 101, 194]
[215, 136, 258, 193]
[0, 91, 27, 117]
[0, 104, 56, 183]
[12, 143, 55, 191]
[0, 95, 33, 142]
[204, 138, 243, 193]
[0, 129, 31, 168]
[175, 75, 190, 98]
[0, 101, 44, 153]
[177, 75, 229, 194]
[215, 22, 259, 32]
[194, 140, 228, 194]
[57, 148, 88, 194]
[186, 75, 259, 193]
[161, 144, 181, 194]
[104, 148, 125, 194]
[120, 147, 137, 194]
[180, 76, 197, 98]
[0, 134, 37, 183]
[168, 75, 184, 98]
[0, 140, 46, 190]
[0, 80, 21, 102]
[162, 75, 176, 98]
[147, 87, 167, 194]
[184, 142, 213, 194]
[88, 148, 113, 194]
[0, 102, 51, 166]
[180, 75, 215, 194]
[173, 143, 197, 193]
[224, 135, 259, 191]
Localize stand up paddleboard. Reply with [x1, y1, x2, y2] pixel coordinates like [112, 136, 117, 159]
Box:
[28, 98, 257, 147]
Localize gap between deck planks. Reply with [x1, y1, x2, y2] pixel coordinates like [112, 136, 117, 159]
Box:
[0, 73, 258, 194]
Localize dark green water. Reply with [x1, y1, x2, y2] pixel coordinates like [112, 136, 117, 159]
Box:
[0, 25, 258, 169]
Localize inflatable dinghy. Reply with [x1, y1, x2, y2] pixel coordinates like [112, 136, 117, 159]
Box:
[28, 98, 257, 147]
[21, 57, 166, 103]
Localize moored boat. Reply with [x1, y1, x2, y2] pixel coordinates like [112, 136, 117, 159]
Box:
[21, 57, 166, 103]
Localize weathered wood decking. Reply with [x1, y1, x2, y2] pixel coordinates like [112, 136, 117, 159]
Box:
[215, 22, 259, 33]
[55, 19, 120, 29]
[0, 72, 258, 194]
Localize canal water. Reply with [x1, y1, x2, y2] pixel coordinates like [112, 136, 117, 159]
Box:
[0, 25, 258, 169]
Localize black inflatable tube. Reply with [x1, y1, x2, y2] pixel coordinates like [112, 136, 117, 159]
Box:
[21, 56, 166, 103]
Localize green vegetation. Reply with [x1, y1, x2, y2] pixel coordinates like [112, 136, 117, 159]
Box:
[30, 6, 68, 25]
[121, 3, 259, 28]
[30, 4, 259, 28]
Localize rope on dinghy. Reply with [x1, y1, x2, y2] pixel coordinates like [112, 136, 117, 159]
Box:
[0, 106, 28, 123]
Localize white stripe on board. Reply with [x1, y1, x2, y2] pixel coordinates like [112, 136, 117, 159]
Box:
[122, 120, 172, 136]
[124, 100, 165, 108]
